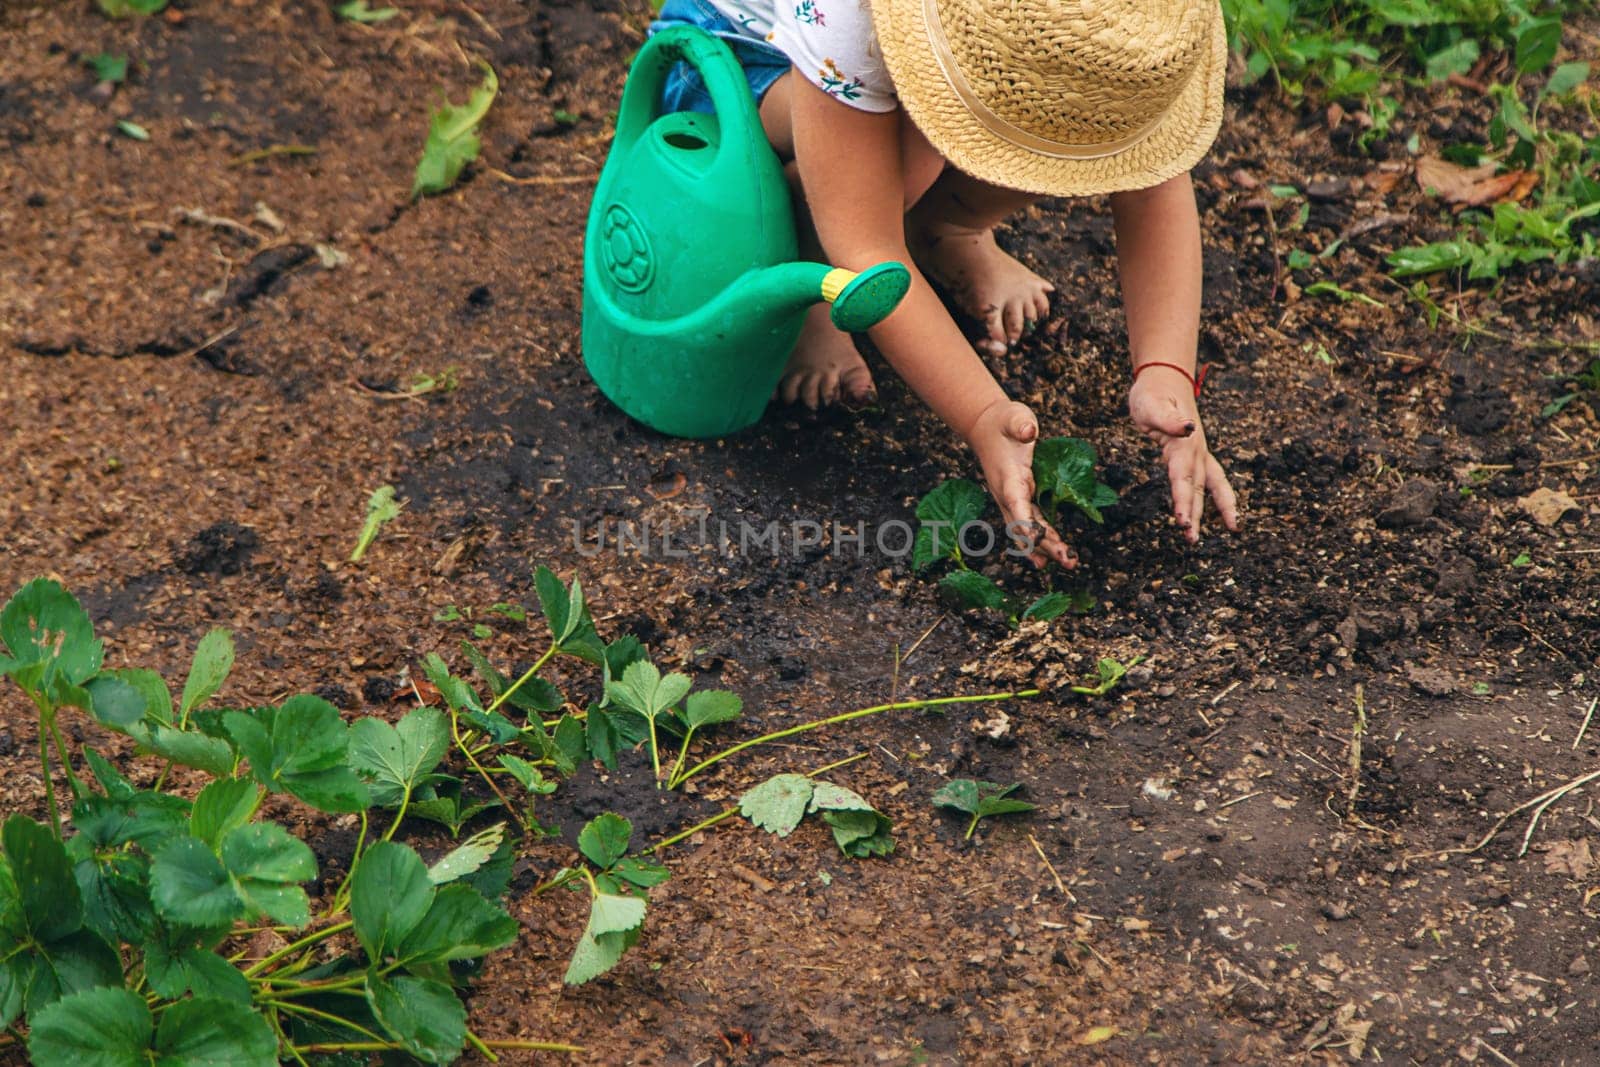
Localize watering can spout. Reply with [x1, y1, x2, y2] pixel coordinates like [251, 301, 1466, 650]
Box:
[717, 260, 912, 335]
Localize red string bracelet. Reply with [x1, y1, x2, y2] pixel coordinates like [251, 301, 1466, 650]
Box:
[1132, 361, 1210, 399]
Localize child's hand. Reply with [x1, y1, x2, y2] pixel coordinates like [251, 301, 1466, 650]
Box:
[1128, 372, 1240, 542]
[967, 399, 1076, 569]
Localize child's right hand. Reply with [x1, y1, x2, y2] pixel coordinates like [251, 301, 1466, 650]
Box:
[966, 399, 1076, 570]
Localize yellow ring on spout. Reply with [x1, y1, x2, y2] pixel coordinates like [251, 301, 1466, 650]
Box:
[820, 267, 857, 304]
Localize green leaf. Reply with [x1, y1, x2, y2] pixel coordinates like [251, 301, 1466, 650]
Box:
[611, 857, 671, 888]
[933, 779, 1036, 825]
[26, 986, 150, 1067]
[419, 653, 482, 714]
[84, 52, 129, 82]
[84, 676, 146, 730]
[498, 754, 556, 796]
[178, 629, 234, 723]
[427, 823, 505, 885]
[1424, 38, 1479, 81]
[106, 668, 172, 725]
[367, 972, 466, 1063]
[680, 689, 742, 731]
[73, 848, 155, 944]
[221, 823, 316, 927]
[350, 485, 402, 562]
[335, 0, 400, 21]
[144, 936, 250, 1005]
[577, 812, 632, 869]
[96, 0, 168, 15]
[155, 996, 276, 1066]
[0, 578, 102, 689]
[605, 660, 692, 722]
[807, 782, 873, 813]
[396, 884, 518, 963]
[1022, 593, 1072, 622]
[3, 816, 82, 942]
[224, 696, 370, 813]
[563, 890, 646, 985]
[1547, 61, 1591, 97]
[739, 774, 814, 837]
[931, 778, 982, 816]
[411, 62, 498, 200]
[31, 928, 124, 1010]
[129, 723, 235, 777]
[459, 641, 562, 714]
[585, 706, 620, 769]
[912, 479, 988, 570]
[1387, 241, 1471, 276]
[1033, 437, 1117, 522]
[115, 120, 150, 141]
[189, 778, 258, 849]
[351, 841, 433, 962]
[938, 570, 1008, 613]
[348, 706, 449, 808]
[73, 790, 188, 852]
[409, 779, 499, 837]
[1515, 19, 1562, 74]
[820, 809, 894, 858]
[149, 837, 243, 929]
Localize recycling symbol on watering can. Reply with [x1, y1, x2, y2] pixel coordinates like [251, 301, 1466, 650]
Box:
[598, 203, 654, 294]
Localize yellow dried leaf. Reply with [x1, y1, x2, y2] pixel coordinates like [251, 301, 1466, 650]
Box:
[1074, 1025, 1118, 1045]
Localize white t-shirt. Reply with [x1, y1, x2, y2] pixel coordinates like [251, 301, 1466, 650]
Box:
[709, 0, 898, 113]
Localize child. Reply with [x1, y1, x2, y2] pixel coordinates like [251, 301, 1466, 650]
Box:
[651, 0, 1240, 567]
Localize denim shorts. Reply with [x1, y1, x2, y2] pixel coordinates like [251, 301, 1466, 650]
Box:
[649, 0, 791, 115]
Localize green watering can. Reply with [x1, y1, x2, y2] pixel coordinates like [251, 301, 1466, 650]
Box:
[582, 25, 912, 439]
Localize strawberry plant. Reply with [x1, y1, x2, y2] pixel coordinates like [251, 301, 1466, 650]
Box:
[1070, 655, 1145, 697]
[739, 774, 895, 858]
[912, 438, 1116, 626]
[931, 779, 1037, 840]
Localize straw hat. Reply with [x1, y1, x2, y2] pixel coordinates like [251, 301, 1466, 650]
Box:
[870, 0, 1227, 196]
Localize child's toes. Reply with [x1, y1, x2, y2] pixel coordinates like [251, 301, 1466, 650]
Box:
[978, 305, 1007, 356]
[1031, 289, 1051, 324]
[1002, 299, 1026, 343]
[840, 364, 877, 406]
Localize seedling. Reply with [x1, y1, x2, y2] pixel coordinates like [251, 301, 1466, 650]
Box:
[412, 62, 498, 199]
[335, 0, 401, 21]
[553, 814, 669, 984]
[403, 364, 462, 396]
[349, 484, 402, 562]
[1070, 655, 1145, 697]
[1031, 437, 1119, 525]
[740, 774, 894, 857]
[931, 779, 1036, 840]
[97, 0, 166, 15]
[84, 52, 128, 83]
[1511, 551, 1533, 567]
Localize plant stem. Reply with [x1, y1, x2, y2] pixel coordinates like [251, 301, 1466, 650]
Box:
[46, 713, 83, 801]
[325, 810, 368, 916]
[531, 868, 581, 897]
[243, 920, 354, 978]
[482, 644, 557, 719]
[260, 999, 388, 1045]
[646, 714, 663, 788]
[34, 706, 62, 839]
[649, 807, 738, 853]
[293, 1039, 584, 1054]
[466, 1027, 498, 1062]
[664, 726, 697, 790]
[674, 689, 1039, 786]
[965, 813, 979, 840]
[450, 708, 525, 831]
[380, 787, 412, 843]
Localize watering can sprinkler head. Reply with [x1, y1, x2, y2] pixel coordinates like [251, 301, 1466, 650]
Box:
[821, 263, 912, 332]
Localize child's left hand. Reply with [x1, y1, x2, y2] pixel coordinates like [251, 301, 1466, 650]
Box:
[1128, 373, 1240, 542]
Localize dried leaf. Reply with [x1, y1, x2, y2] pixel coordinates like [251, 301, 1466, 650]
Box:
[1414, 156, 1528, 208]
[1073, 1025, 1118, 1045]
[1543, 838, 1594, 880]
[1518, 486, 1579, 526]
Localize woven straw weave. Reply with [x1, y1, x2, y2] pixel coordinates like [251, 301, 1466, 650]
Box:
[869, 0, 1226, 195]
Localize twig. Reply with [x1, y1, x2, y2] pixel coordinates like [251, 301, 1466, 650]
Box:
[1575, 697, 1598, 751]
[1218, 790, 1264, 809]
[1028, 833, 1074, 901]
[1475, 1037, 1521, 1067]
[486, 167, 595, 186]
[1210, 679, 1241, 706]
[1421, 768, 1600, 860]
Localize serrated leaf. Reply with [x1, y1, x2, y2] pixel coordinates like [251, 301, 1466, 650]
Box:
[427, 823, 505, 885]
[224, 697, 370, 813]
[0, 579, 102, 692]
[367, 973, 466, 1063]
[84, 675, 146, 730]
[26, 986, 150, 1067]
[611, 857, 670, 888]
[221, 823, 316, 927]
[1033, 437, 1117, 523]
[563, 890, 646, 985]
[189, 778, 258, 849]
[820, 809, 894, 858]
[105, 668, 172, 725]
[605, 659, 692, 722]
[498, 754, 556, 796]
[154, 996, 277, 1066]
[143, 938, 251, 1005]
[348, 706, 449, 809]
[3, 816, 82, 942]
[577, 812, 632, 869]
[396, 884, 517, 964]
[912, 479, 988, 571]
[351, 841, 433, 962]
[680, 689, 742, 730]
[129, 722, 235, 777]
[807, 782, 872, 813]
[179, 629, 234, 723]
[350, 485, 402, 563]
[739, 774, 814, 837]
[149, 837, 243, 929]
[412, 62, 497, 199]
[939, 570, 1008, 612]
[73, 848, 155, 944]
[1515, 18, 1561, 74]
[1022, 592, 1072, 622]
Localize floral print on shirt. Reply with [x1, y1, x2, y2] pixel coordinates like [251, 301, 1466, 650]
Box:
[794, 0, 825, 26]
[702, 0, 897, 113]
[818, 58, 865, 101]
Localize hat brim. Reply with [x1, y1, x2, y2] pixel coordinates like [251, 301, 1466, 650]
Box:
[870, 0, 1227, 197]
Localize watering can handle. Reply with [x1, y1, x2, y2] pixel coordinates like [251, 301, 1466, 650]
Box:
[613, 25, 761, 162]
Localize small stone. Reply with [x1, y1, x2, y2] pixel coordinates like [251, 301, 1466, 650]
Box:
[1407, 663, 1458, 697]
[1570, 955, 1590, 975]
[1377, 479, 1440, 528]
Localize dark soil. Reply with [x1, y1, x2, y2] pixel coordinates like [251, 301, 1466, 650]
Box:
[2, 2, 1597, 1065]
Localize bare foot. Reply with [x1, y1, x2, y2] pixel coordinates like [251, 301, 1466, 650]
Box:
[909, 223, 1055, 357]
[775, 303, 876, 410]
